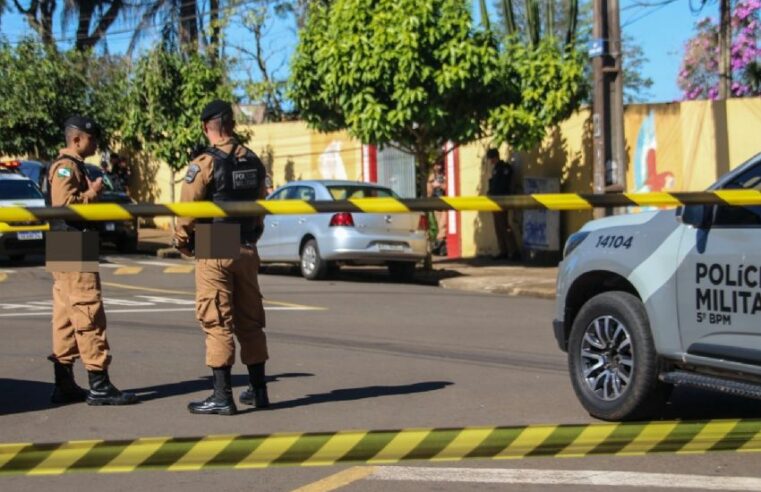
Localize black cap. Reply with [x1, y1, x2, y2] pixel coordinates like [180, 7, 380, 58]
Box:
[200, 99, 233, 122]
[64, 115, 99, 136]
[486, 148, 500, 159]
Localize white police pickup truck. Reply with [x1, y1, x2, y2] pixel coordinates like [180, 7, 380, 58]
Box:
[554, 152, 761, 421]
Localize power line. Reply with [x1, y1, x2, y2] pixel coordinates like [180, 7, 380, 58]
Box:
[622, 0, 678, 27]
[4, 0, 264, 46]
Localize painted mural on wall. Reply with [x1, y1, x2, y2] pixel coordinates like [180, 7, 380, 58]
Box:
[633, 110, 675, 193]
[318, 140, 349, 180]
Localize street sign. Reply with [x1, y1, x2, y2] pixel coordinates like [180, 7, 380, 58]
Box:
[589, 38, 605, 57]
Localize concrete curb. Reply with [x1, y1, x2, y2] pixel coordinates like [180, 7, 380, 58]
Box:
[156, 247, 182, 259]
[439, 277, 556, 300]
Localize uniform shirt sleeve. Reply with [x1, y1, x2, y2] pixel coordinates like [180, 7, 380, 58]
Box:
[49, 159, 98, 206]
[174, 155, 213, 248]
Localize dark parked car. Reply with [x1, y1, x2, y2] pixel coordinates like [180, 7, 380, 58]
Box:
[16, 160, 139, 253]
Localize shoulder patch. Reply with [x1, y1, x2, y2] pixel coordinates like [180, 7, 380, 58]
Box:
[185, 164, 201, 183]
[56, 167, 72, 178]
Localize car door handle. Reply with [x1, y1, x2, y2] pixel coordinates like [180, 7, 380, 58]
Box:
[298, 218, 306, 224]
[270, 222, 279, 227]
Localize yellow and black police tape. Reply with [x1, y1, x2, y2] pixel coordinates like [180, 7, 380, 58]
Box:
[1, 190, 761, 224]
[1, 419, 760, 476]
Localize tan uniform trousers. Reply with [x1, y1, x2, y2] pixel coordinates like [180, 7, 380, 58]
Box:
[195, 246, 268, 368]
[51, 271, 110, 371]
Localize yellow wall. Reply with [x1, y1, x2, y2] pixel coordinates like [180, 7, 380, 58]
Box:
[456, 98, 761, 257]
[139, 100, 761, 253]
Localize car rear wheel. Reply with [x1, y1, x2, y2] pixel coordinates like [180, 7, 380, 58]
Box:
[116, 234, 138, 254]
[300, 239, 327, 280]
[568, 291, 670, 421]
[388, 261, 416, 282]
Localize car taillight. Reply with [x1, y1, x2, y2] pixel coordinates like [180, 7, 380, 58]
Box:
[0, 160, 20, 169]
[329, 212, 354, 227]
[418, 214, 429, 231]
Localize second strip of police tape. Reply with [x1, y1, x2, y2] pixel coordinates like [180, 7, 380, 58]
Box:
[1, 190, 761, 224]
[1, 419, 760, 476]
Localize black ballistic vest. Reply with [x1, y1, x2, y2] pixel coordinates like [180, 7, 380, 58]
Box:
[202, 144, 264, 242]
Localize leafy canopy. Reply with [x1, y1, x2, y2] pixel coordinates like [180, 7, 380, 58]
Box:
[0, 39, 128, 159]
[290, 0, 586, 176]
[122, 46, 236, 172]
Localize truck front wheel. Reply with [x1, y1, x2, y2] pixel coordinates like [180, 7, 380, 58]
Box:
[568, 291, 671, 421]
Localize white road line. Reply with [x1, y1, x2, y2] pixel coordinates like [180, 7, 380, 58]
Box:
[0, 306, 319, 317]
[0, 269, 17, 273]
[99, 263, 124, 269]
[369, 467, 761, 491]
[136, 261, 183, 267]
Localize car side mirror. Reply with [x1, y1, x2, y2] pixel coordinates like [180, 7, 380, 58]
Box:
[677, 205, 713, 229]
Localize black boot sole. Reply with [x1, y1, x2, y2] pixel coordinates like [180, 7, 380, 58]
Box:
[86, 395, 139, 406]
[187, 405, 237, 415]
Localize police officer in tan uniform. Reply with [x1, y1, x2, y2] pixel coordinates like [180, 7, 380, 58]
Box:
[174, 100, 270, 415]
[48, 116, 137, 406]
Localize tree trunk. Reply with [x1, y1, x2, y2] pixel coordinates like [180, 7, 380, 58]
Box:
[564, 0, 578, 46]
[75, 0, 123, 51]
[525, 0, 540, 47]
[170, 169, 176, 234]
[209, 0, 220, 61]
[545, 0, 554, 39]
[501, 0, 516, 35]
[179, 0, 199, 53]
[478, 0, 490, 30]
[718, 0, 731, 99]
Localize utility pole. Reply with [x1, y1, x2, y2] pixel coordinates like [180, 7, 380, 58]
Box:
[718, 0, 731, 99]
[591, 0, 626, 218]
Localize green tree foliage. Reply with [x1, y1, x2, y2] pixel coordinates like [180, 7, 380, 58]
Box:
[0, 39, 127, 159]
[291, 0, 585, 188]
[122, 45, 235, 173]
[488, 36, 585, 149]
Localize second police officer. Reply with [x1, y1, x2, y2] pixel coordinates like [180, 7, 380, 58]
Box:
[173, 100, 271, 416]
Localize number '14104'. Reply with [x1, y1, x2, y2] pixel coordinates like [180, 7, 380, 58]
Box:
[595, 235, 633, 249]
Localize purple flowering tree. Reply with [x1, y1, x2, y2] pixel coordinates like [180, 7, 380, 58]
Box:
[678, 0, 761, 100]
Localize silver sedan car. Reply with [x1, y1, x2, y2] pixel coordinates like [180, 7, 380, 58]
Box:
[258, 180, 428, 281]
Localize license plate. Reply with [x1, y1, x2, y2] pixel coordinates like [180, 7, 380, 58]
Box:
[105, 223, 116, 232]
[17, 231, 43, 240]
[379, 244, 405, 252]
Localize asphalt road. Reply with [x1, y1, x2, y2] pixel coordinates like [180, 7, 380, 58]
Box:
[1, 253, 761, 492]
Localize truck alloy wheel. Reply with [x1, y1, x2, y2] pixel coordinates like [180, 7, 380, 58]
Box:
[568, 291, 671, 421]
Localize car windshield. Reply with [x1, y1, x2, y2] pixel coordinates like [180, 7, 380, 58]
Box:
[0, 180, 44, 200]
[327, 186, 396, 200]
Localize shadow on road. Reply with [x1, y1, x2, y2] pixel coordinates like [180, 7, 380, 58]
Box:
[0, 378, 53, 416]
[659, 386, 761, 420]
[261, 264, 460, 287]
[270, 381, 453, 410]
[130, 372, 315, 402]
[0, 373, 315, 414]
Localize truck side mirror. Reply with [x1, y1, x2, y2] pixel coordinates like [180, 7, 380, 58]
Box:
[677, 205, 713, 229]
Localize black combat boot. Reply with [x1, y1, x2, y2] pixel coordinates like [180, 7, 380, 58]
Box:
[188, 367, 237, 415]
[49, 357, 87, 405]
[86, 370, 138, 406]
[239, 363, 269, 408]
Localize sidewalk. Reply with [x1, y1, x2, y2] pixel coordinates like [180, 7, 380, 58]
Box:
[430, 257, 557, 299]
[137, 228, 558, 299]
